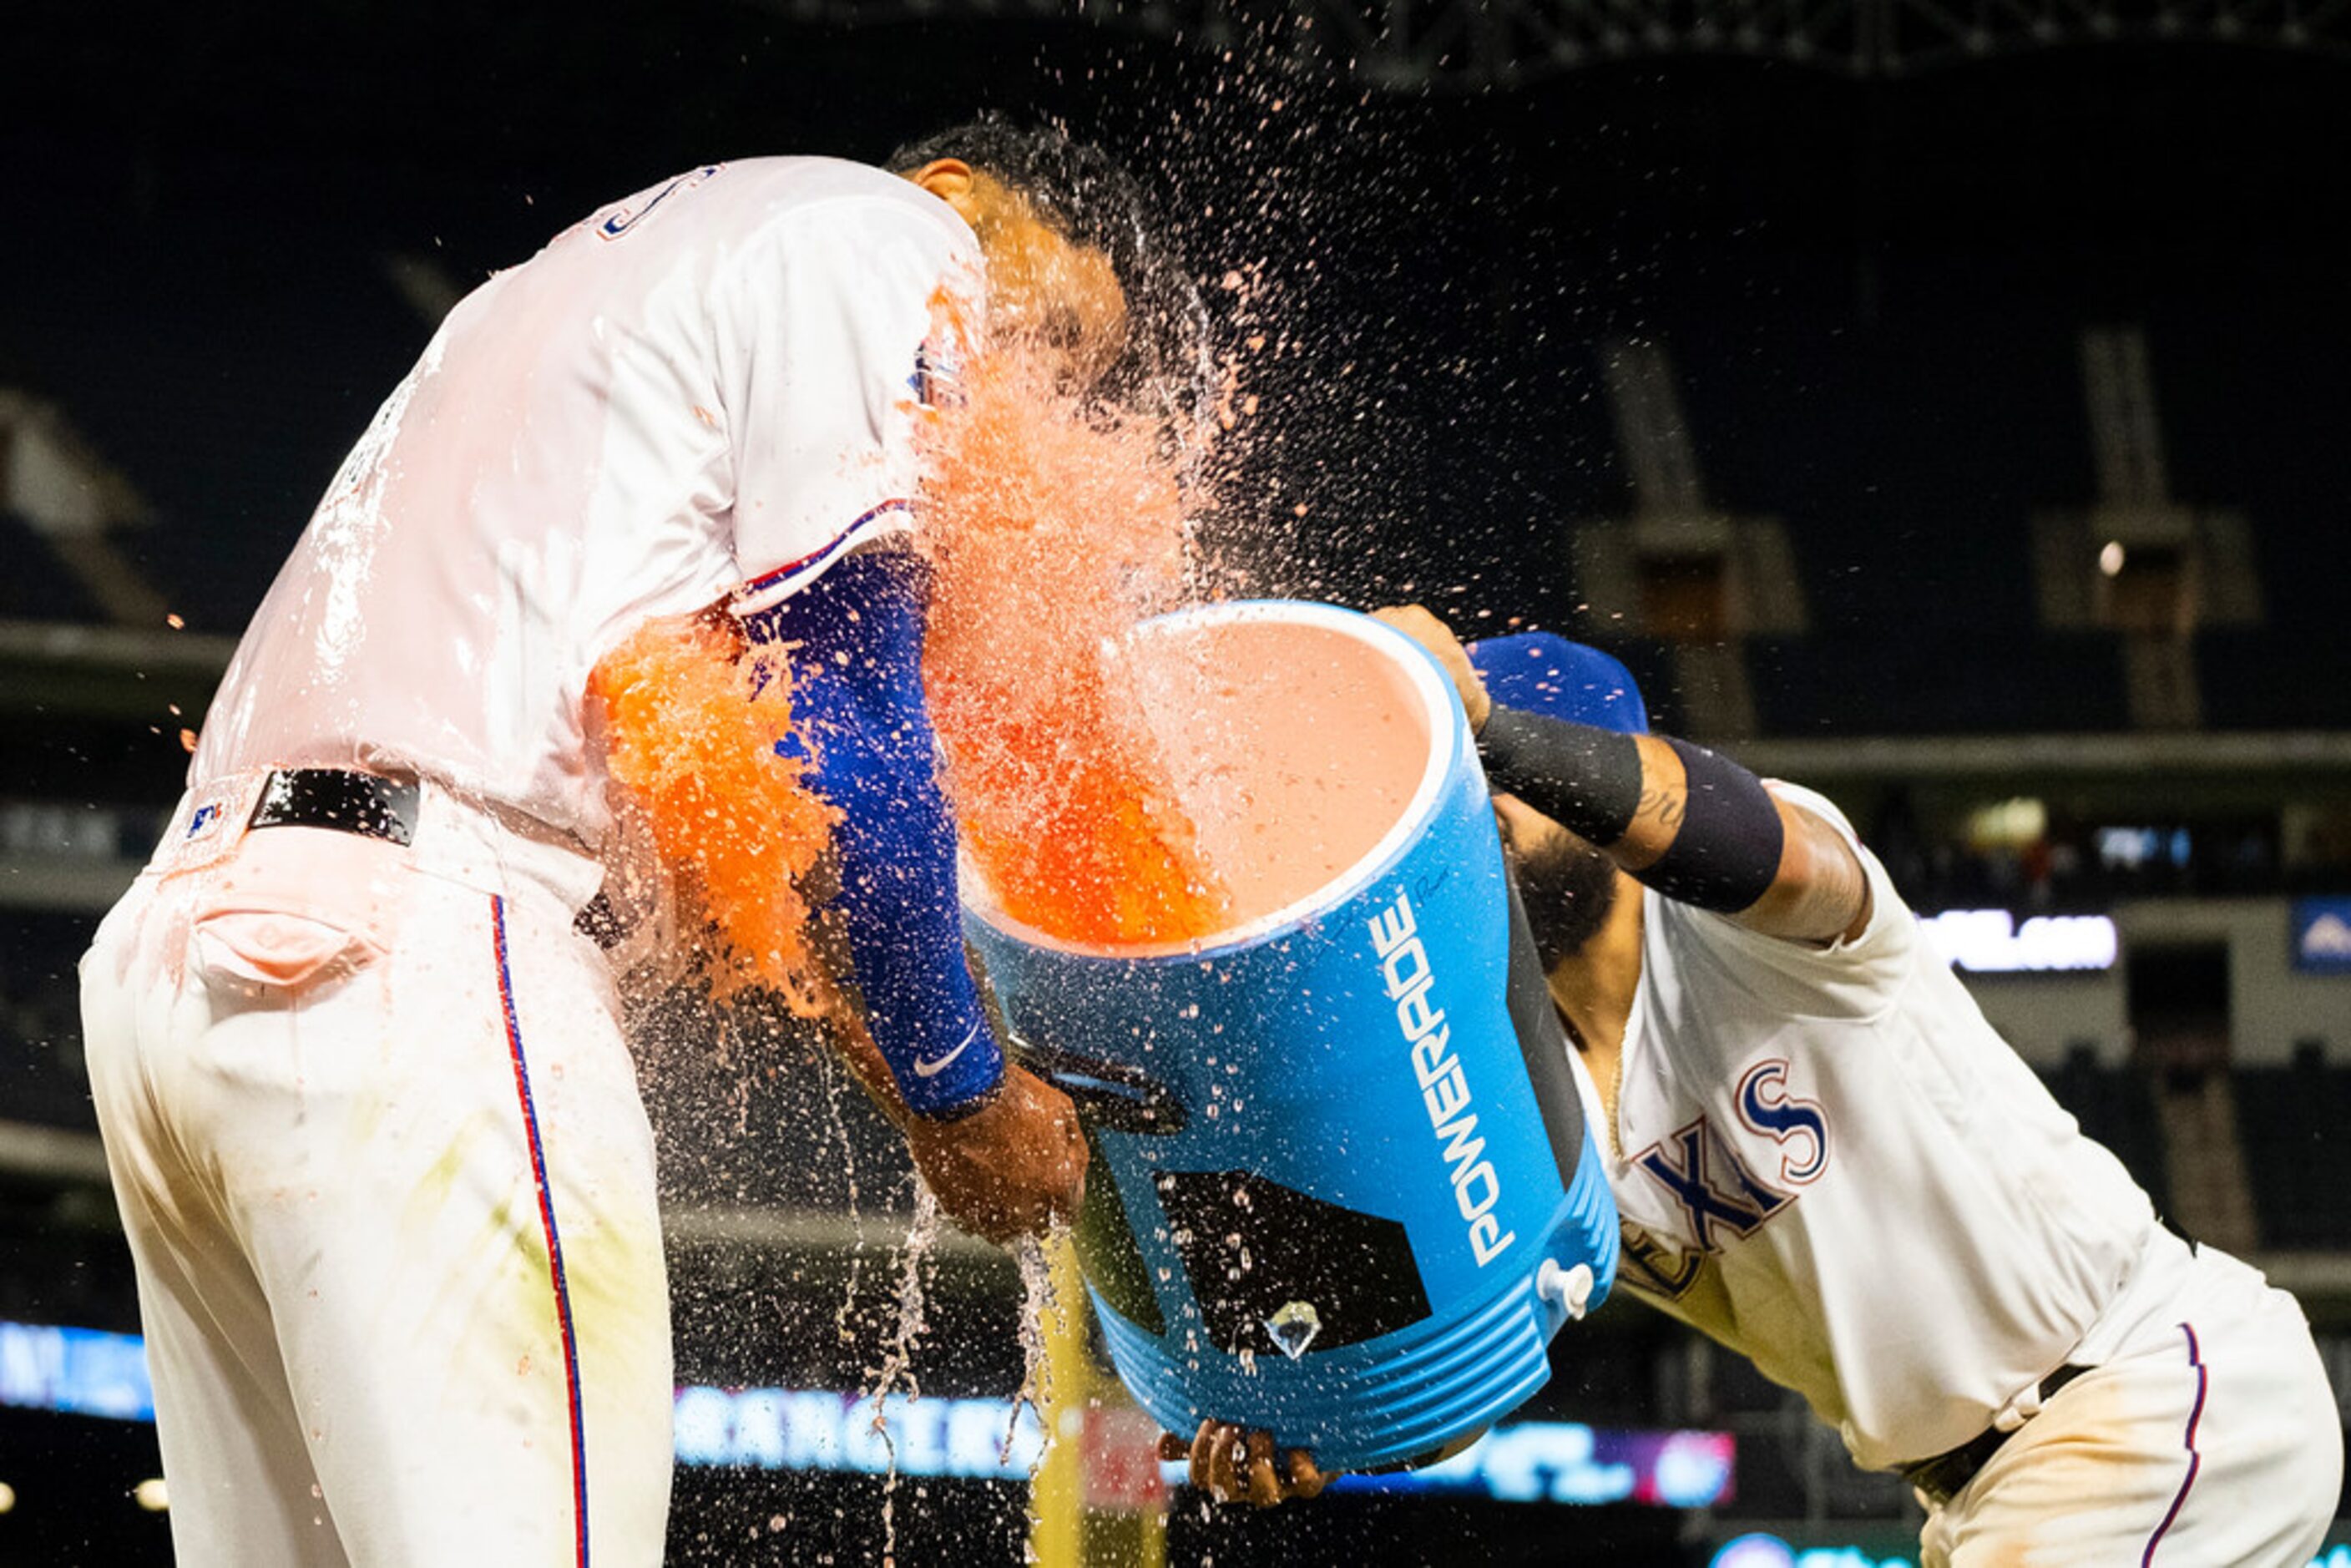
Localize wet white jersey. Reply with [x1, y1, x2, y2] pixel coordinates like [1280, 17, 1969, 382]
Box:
[1575, 785, 2169, 1472]
[192, 157, 978, 847]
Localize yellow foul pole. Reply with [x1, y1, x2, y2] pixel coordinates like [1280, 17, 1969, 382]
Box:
[1027, 1233, 1088, 1568]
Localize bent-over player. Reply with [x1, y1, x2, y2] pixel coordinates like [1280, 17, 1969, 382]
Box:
[78, 122, 1180, 1565]
[1177, 606, 2341, 1566]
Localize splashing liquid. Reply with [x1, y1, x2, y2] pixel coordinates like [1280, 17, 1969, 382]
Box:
[587, 612, 839, 1009]
[1005, 1232, 1063, 1467]
[812, 1044, 871, 1351]
[589, 308, 1238, 997]
[867, 1183, 940, 1568]
[920, 341, 1231, 947]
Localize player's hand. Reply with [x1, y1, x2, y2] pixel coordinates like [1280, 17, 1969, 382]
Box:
[1157, 1422, 1333, 1508]
[904, 1064, 1086, 1246]
[1373, 604, 1491, 733]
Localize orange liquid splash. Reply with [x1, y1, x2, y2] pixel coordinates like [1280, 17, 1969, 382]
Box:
[588, 612, 840, 1013]
[587, 325, 1230, 1003]
[920, 342, 1231, 948]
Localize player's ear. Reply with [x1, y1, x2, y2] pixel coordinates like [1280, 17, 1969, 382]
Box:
[906, 158, 976, 210]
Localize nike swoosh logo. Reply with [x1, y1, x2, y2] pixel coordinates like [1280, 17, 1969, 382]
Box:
[912, 1025, 978, 1079]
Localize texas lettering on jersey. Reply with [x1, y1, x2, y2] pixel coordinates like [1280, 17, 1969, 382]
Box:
[1617, 1055, 1833, 1300]
[1619, 1222, 1706, 1299]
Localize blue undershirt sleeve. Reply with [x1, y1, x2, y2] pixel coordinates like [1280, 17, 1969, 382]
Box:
[738, 549, 1004, 1118]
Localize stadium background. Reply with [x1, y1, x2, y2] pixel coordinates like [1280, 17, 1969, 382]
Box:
[4, 0, 2348, 1560]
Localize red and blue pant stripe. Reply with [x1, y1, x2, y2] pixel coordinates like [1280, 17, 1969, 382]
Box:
[492, 895, 591, 1567]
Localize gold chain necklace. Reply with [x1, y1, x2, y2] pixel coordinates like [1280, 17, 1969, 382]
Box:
[1603, 1039, 1626, 1161]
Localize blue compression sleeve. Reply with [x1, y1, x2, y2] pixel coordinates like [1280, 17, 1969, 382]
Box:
[740, 551, 1003, 1118]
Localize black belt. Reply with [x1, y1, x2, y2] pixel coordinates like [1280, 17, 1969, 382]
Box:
[247, 768, 419, 847]
[1902, 1363, 2092, 1507]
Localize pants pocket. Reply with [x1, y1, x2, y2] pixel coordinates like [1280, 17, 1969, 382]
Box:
[187, 828, 411, 997]
[191, 910, 385, 994]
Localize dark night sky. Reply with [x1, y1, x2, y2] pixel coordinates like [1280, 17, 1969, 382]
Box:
[7, 3, 2348, 729]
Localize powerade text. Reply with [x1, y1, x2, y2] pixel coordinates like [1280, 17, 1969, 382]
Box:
[1369, 891, 1516, 1267]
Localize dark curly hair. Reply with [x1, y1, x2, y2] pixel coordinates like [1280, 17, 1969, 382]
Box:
[887, 115, 1213, 449]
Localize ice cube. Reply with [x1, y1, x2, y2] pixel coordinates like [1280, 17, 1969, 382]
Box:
[1264, 1301, 1323, 1360]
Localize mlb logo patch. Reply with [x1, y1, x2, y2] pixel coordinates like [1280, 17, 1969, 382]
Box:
[156, 775, 265, 878]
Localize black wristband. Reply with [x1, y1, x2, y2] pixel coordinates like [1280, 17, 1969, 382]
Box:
[1641, 737, 1785, 913]
[1475, 706, 1644, 847]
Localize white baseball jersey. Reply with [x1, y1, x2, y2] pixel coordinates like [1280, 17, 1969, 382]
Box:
[192, 157, 978, 849]
[1574, 784, 2173, 1472]
[1571, 781, 2342, 1560]
[86, 160, 986, 1565]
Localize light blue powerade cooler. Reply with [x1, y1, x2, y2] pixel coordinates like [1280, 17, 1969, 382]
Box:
[959, 601, 1621, 1473]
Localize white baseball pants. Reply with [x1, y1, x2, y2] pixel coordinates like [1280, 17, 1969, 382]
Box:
[1920, 1242, 2342, 1567]
[80, 790, 673, 1566]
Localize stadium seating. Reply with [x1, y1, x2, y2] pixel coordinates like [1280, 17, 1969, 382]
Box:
[2042, 1046, 2176, 1222]
[0, 913, 102, 1131]
[0, 511, 105, 624]
[2234, 1050, 2351, 1250]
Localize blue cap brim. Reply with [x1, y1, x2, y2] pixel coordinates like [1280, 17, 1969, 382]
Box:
[1464, 632, 1648, 735]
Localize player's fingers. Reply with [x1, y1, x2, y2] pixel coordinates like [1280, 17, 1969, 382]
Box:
[1368, 605, 1486, 725]
[1207, 1424, 1243, 1502]
[1370, 604, 1433, 632]
[1246, 1430, 1282, 1508]
[1286, 1449, 1330, 1500]
[1189, 1419, 1220, 1495]
[1157, 1432, 1192, 1463]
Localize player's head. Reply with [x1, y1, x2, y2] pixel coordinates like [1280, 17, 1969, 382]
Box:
[1467, 633, 1649, 970]
[889, 116, 1209, 426]
[1497, 794, 1622, 969]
